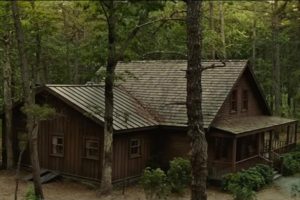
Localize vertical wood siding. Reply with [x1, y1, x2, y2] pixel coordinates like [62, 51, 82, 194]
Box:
[214, 70, 267, 123]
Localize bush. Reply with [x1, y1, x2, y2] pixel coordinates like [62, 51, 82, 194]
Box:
[167, 157, 191, 193]
[222, 164, 274, 192]
[228, 184, 257, 200]
[282, 152, 300, 176]
[25, 185, 38, 200]
[140, 167, 170, 200]
[255, 164, 274, 184]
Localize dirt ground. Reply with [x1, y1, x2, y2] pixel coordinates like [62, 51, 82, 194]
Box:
[0, 170, 299, 200]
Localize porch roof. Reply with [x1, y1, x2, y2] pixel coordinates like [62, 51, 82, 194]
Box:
[212, 116, 297, 135]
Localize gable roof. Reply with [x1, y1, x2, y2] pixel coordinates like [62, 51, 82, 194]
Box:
[116, 60, 251, 128]
[43, 85, 158, 131]
[41, 60, 270, 131]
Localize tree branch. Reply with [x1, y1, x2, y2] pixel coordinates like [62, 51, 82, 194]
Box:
[141, 51, 187, 59]
[201, 60, 226, 71]
[118, 16, 184, 60]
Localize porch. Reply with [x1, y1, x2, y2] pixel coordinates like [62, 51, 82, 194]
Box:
[208, 116, 298, 180]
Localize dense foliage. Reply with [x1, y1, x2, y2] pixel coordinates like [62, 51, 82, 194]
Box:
[140, 167, 170, 200]
[282, 151, 300, 176]
[167, 157, 191, 193]
[0, 1, 299, 118]
[222, 164, 274, 200]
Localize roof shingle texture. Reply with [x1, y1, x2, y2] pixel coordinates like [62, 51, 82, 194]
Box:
[213, 116, 297, 134]
[116, 60, 248, 128]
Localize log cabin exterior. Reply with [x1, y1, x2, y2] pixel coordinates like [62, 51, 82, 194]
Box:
[6, 60, 298, 182]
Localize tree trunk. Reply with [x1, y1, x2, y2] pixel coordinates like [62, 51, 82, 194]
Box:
[11, 1, 44, 199]
[99, 0, 117, 195]
[252, 4, 257, 70]
[3, 32, 14, 169]
[272, 0, 281, 116]
[186, 1, 207, 200]
[209, 1, 215, 60]
[219, 0, 226, 59]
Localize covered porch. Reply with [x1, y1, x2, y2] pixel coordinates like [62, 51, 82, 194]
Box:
[208, 116, 298, 180]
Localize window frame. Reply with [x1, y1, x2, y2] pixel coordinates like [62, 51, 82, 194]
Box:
[129, 138, 141, 159]
[241, 89, 248, 112]
[84, 138, 100, 160]
[50, 135, 64, 157]
[230, 89, 238, 113]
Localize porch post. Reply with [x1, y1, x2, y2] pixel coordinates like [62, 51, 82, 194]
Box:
[268, 131, 273, 153]
[232, 137, 237, 172]
[287, 126, 290, 146]
[257, 133, 261, 156]
[295, 122, 298, 144]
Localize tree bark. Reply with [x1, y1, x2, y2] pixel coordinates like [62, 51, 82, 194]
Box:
[272, 0, 281, 116]
[252, 4, 257, 70]
[209, 1, 215, 60]
[99, 0, 117, 195]
[186, 1, 207, 200]
[219, 0, 226, 59]
[2, 32, 14, 169]
[11, 1, 44, 199]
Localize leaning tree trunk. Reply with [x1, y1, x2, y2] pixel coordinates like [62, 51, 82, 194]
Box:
[11, 1, 44, 199]
[186, 1, 207, 200]
[3, 33, 14, 169]
[99, 0, 117, 195]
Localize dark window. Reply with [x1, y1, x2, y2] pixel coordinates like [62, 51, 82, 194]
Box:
[51, 136, 64, 156]
[129, 138, 141, 158]
[242, 90, 248, 111]
[85, 139, 99, 160]
[230, 89, 238, 113]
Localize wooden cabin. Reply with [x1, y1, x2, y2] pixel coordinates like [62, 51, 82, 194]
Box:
[6, 60, 298, 182]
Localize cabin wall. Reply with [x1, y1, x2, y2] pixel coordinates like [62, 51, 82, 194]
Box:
[36, 93, 103, 180]
[112, 131, 156, 182]
[214, 71, 267, 122]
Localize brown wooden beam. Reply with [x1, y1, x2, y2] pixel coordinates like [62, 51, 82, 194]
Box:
[295, 122, 298, 144]
[232, 137, 237, 172]
[269, 131, 273, 153]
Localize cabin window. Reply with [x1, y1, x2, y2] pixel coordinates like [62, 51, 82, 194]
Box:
[129, 138, 141, 158]
[230, 89, 238, 113]
[242, 90, 248, 111]
[85, 139, 99, 160]
[51, 136, 64, 157]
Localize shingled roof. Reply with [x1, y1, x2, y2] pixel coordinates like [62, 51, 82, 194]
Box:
[43, 60, 252, 131]
[116, 60, 249, 128]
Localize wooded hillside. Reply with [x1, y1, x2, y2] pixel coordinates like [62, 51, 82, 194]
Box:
[0, 0, 299, 117]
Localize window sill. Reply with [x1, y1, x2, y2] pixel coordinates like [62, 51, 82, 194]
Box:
[82, 156, 99, 161]
[129, 154, 141, 159]
[50, 154, 64, 158]
[230, 110, 237, 114]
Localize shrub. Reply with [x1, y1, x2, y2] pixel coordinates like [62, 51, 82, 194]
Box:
[222, 165, 273, 192]
[140, 167, 170, 200]
[228, 184, 257, 200]
[282, 152, 300, 176]
[167, 157, 191, 193]
[255, 164, 274, 184]
[25, 185, 38, 200]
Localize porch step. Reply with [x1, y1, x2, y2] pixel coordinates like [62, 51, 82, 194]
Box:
[273, 170, 282, 180]
[23, 169, 61, 184]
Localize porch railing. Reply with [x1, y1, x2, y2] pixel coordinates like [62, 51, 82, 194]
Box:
[263, 140, 296, 154]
